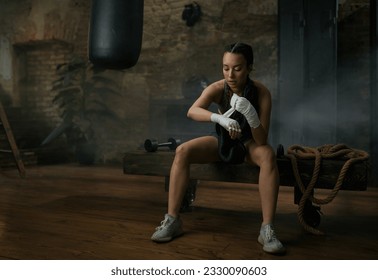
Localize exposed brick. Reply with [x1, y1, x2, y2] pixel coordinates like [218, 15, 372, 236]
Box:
[0, 0, 371, 163]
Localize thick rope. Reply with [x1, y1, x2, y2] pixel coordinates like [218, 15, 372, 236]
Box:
[286, 144, 369, 235]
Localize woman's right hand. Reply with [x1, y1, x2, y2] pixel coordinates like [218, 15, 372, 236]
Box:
[211, 113, 241, 139]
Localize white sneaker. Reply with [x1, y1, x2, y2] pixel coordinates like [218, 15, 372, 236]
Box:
[151, 214, 183, 242]
[258, 224, 286, 254]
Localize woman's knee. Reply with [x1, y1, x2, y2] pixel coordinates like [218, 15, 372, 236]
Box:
[249, 144, 276, 167]
[174, 142, 191, 163]
[174, 136, 219, 164]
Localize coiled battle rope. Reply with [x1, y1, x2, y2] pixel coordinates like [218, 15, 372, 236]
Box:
[286, 144, 369, 235]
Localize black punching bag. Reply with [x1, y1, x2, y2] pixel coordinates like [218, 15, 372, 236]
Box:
[89, 0, 144, 69]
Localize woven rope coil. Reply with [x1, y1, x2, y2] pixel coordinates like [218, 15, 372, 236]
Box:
[286, 144, 369, 235]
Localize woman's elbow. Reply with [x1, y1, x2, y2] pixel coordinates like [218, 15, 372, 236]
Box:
[187, 106, 197, 119]
[187, 108, 193, 119]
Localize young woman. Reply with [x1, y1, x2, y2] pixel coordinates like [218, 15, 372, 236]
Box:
[151, 43, 285, 254]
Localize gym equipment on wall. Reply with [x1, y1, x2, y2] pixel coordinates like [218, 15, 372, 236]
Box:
[182, 2, 201, 27]
[89, 0, 144, 69]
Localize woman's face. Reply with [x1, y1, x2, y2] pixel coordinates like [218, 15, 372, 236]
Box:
[222, 52, 251, 93]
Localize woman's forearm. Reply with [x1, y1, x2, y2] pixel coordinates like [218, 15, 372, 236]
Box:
[187, 106, 213, 122]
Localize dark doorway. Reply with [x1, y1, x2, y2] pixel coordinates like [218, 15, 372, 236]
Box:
[277, 0, 337, 147]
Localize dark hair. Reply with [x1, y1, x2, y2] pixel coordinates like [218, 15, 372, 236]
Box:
[224, 42, 254, 67]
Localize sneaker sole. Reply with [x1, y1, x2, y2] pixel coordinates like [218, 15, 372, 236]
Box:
[257, 235, 286, 255]
[151, 229, 184, 243]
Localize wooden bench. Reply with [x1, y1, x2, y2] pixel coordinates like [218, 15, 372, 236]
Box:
[123, 149, 370, 232]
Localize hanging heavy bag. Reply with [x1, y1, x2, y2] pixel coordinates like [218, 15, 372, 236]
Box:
[89, 0, 144, 69]
[215, 111, 247, 164]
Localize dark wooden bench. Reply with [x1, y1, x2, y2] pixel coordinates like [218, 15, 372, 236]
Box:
[123, 149, 369, 232]
[123, 150, 368, 189]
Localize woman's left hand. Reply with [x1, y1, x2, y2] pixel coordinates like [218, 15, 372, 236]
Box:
[230, 93, 260, 128]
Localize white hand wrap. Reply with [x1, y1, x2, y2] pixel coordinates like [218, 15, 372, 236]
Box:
[230, 93, 260, 128]
[210, 113, 241, 132]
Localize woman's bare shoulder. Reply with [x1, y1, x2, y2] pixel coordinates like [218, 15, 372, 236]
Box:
[253, 80, 270, 93]
[201, 79, 224, 102]
[205, 79, 224, 92]
[252, 79, 271, 100]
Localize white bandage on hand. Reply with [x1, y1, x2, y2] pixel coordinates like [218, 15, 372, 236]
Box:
[210, 113, 241, 132]
[230, 93, 260, 128]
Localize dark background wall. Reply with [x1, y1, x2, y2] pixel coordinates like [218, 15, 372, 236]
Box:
[0, 0, 373, 181]
[0, 0, 278, 163]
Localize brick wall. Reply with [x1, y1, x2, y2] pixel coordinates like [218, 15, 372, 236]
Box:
[3, 41, 75, 164]
[14, 41, 73, 124]
[0, 0, 373, 164]
[0, 0, 278, 164]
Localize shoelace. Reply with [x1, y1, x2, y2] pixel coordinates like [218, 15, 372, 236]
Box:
[264, 226, 278, 242]
[156, 217, 170, 231]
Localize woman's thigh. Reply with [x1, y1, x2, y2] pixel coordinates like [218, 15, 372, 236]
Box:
[176, 136, 220, 164]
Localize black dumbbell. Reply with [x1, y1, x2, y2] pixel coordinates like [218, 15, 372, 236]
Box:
[144, 138, 181, 152]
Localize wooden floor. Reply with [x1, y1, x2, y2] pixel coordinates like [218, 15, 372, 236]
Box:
[0, 164, 377, 260]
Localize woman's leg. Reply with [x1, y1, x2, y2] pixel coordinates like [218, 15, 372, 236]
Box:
[245, 142, 285, 254]
[151, 136, 219, 242]
[245, 143, 279, 224]
[168, 136, 220, 217]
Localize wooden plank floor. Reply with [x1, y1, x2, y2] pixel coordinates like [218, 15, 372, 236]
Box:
[0, 164, 377, 260]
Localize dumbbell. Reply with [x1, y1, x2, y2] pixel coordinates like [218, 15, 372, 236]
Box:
[144, 138, 181, 152]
